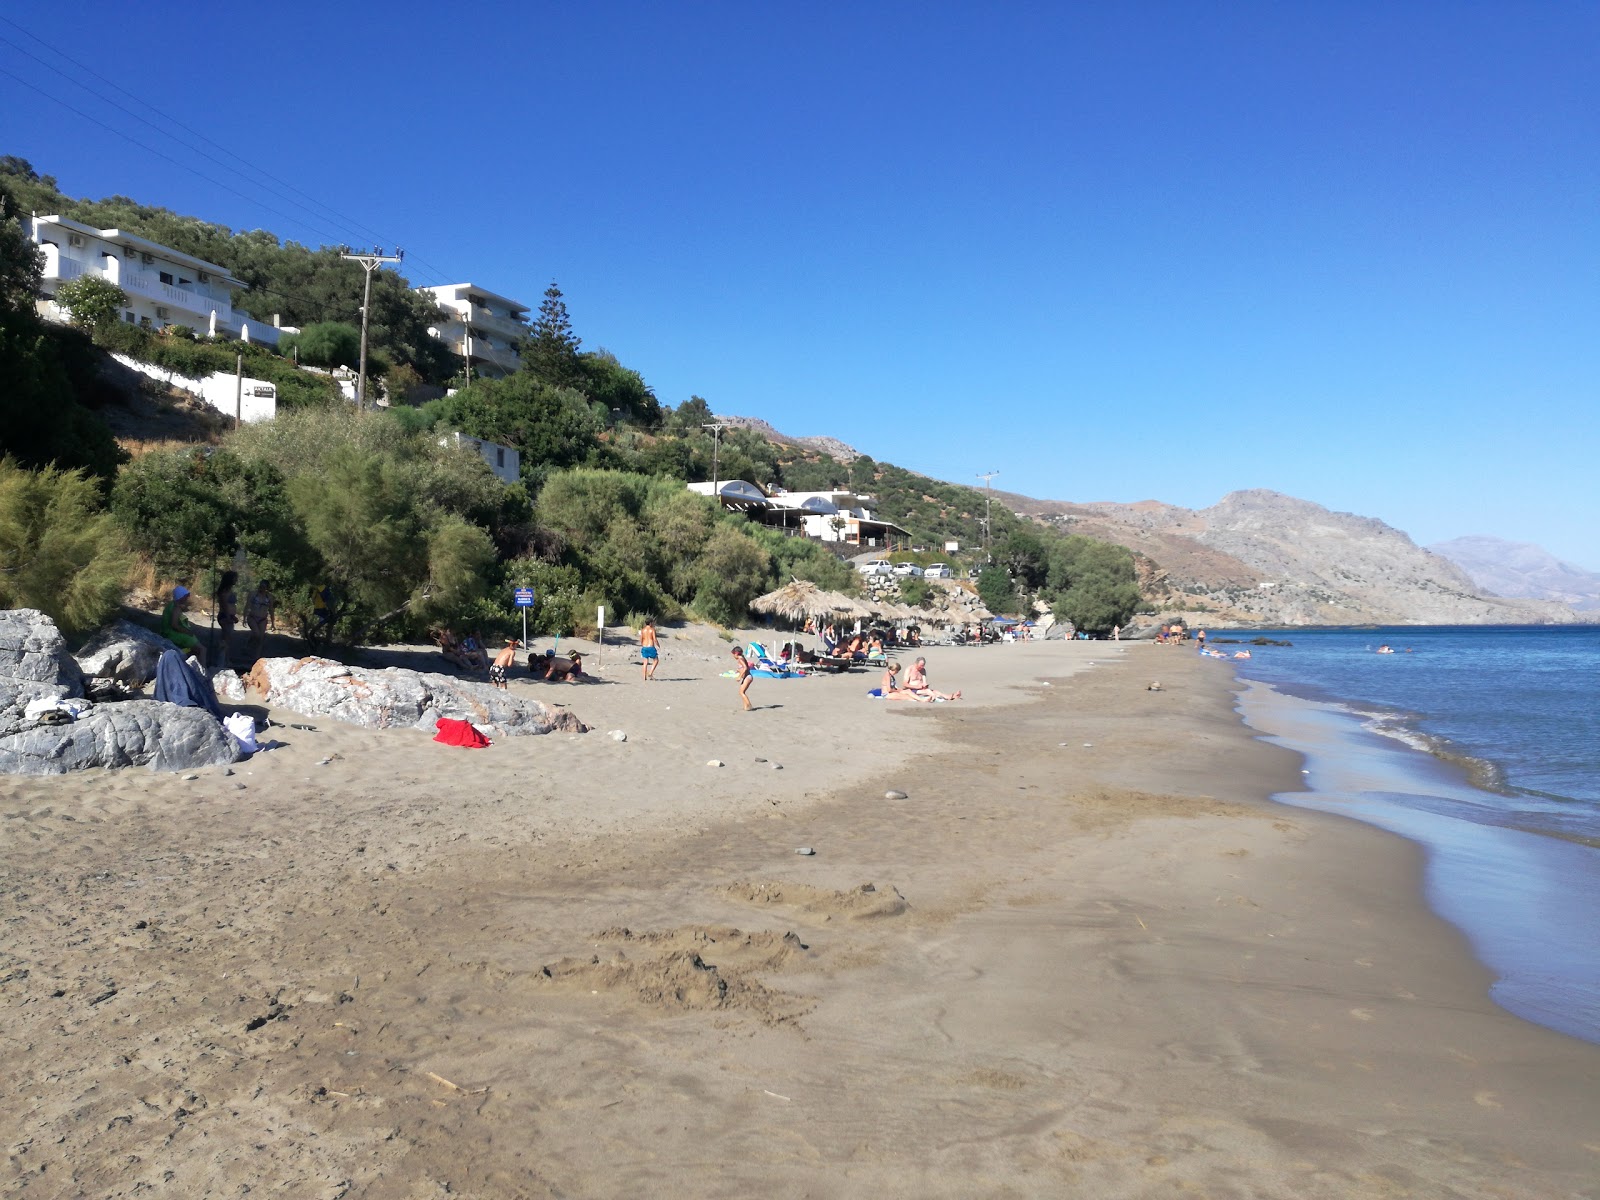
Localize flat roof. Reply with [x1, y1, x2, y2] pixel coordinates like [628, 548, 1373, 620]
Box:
[33, 216, 242, 286]
[418, 283, 531, 315]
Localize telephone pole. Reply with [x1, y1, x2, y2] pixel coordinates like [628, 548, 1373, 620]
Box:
[340, 247, 404, 409]
[702, 421, 727, 493]
[976, 470, 1000, 559]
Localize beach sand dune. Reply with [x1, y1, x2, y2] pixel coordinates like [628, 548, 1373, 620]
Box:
[3, 636, 1597, 1197]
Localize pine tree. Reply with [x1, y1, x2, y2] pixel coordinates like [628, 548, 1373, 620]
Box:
[523, 281, 581, 386]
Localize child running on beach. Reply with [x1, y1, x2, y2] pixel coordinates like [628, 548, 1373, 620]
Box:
[731, 646, 753, 711]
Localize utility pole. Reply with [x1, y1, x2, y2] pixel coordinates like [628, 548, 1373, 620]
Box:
[976, 470, 1000, 559]
[340, 247, 404, 409]
[702, 421, 727, 494]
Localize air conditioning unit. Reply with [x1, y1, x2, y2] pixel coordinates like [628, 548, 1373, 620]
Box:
[156, 307, 170, 319]
[198, 271, 210, 283]
[141, 253, 155, 264]
[67, 233, 85, 248]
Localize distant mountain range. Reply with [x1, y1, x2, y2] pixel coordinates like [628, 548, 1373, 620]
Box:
[1429, 536, 1600, 613]
[720, 414, 1580, 626]
[995, 488, 1579, 626]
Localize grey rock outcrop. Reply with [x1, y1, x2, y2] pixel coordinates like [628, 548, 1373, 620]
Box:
[0, 699, 239, 775]
[0, 609, 83, 693]
[74, 619, 176, 685]
[1, 609, 240, 775]
[225, 657, 588, 735]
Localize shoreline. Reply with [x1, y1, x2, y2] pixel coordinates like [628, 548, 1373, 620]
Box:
[4, 638, 1598, 1195]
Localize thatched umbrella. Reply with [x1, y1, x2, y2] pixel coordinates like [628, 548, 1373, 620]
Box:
[750, 579, 829, 623]
[750, 580, 871, 624]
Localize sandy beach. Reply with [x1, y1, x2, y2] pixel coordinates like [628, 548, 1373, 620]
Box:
[3, 632, 1598, 1198]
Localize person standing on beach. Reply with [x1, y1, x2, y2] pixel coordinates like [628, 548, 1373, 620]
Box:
[244, 581, 276, 661]
[212, 571, 239, 666]
[731, 646, 753, 710]
[491, 639, 519, 690]
[640, 619, 660, 681]
[1196, 627, 1207, 652]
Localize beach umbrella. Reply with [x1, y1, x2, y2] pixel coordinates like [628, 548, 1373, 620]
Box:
[750, 580, 871, 623]
[750, 579, 829, 623]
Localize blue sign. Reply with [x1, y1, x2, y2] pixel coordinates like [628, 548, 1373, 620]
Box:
[513, 586, 536, 608]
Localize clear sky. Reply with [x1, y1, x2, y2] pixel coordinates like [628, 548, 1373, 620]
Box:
[4, 2, 1596, 567]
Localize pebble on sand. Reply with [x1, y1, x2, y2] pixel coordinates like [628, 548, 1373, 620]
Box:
[609, 730, 627, 741]
[885, 790, 907, 800]
[707, 760, 724, 767]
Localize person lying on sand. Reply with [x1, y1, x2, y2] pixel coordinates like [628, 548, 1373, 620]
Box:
[905, 656, 961, 700]
[543, 650, 585, 682]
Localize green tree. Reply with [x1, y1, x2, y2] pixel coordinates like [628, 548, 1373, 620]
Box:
[430, 373, 602, 482]
[0, 176, 42, 315]
[53, 274, 128, 330]
[522, 281, 581, 386]
[976, 565, 1019, 615]
[282, 320, 360, 368]
[0, 457, 131, 634]
[692, 523, 772, 626]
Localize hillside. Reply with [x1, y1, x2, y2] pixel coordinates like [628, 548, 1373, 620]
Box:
[1009, 489, 1577, 626]
[1430, 536, 1600, 612]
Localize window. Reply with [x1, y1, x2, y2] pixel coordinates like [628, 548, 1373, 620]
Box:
[123, 311, 135, 323]
[159, 272, 174, 285]
[496, 447, 505, 468]
[178, 278, 191, 287]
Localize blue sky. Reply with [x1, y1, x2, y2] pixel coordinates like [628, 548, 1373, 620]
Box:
[4, 2, 1596, 567]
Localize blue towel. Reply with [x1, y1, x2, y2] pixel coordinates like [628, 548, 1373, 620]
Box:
[152, 648, 224, 721]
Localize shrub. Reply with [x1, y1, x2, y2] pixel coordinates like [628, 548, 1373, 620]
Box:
[53, 274, 127, 330]
[0, 457, 131, 634]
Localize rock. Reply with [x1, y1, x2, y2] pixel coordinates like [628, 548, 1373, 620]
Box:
[609, 730, 627, 742]
[770, 763, 783, 770]
[795, 847, 815, 856]
[884, 790, 907, 800]
[0, 609, 82, 694]
[0, 700, 240, 776]
[707, 760, 724, 767]
[233, 657, 588, 736]
[1, 610, 238, 776]
[72, 620, 175, 686]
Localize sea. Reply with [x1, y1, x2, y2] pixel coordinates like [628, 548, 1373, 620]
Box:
[1214, 625, 1600, 1045]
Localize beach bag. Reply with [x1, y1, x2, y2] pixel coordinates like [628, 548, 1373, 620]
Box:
[223, 711, 259, 754]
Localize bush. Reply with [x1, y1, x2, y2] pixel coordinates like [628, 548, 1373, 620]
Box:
[976, 566, 1019, 616]
[53, 274, 127, 330]
[0, 456, 131, 634]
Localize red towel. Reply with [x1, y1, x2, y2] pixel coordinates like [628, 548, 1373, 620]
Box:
[433, 717, 490, 748]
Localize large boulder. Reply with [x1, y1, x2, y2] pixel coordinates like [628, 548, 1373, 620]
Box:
[0, 699, 239, 776]
[0, 609, 83, 694]
[1, 609, 240, 774]
[225, 657, 588, 735]
[74, 619, 177, 686]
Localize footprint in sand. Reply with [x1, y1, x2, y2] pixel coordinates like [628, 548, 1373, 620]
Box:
[1349, 1008, 1374, 1021]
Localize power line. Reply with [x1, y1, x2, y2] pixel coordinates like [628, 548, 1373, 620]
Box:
[0, 17, 458, 289]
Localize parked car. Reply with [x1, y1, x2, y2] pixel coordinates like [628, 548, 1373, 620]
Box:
[892, 562, 924, 577]
[923, 563, 953, 579]
[857, 559, 893, 577]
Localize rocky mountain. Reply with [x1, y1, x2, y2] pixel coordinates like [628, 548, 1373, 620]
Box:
[724, 413, 1576, 626]
[1010, 489, 1578, 626]
[715, 415, 860, 462]
[1429, 536, 1600, 612]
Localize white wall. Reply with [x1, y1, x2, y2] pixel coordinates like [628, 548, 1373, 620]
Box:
[111, 353, 278, 423]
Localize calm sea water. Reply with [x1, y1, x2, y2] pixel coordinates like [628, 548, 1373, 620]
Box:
[1221, 625, 1600, 841]
[1216, 624, 1600, 1043]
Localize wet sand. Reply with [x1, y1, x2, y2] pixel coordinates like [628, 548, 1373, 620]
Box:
[3, 636, 1598, 1197]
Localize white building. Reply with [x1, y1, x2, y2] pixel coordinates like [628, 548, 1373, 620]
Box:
[28, 215, 282, 346]
[417, 283, 530, 378]
[442, 431, 521, 485]
[688, 483, 911, 549]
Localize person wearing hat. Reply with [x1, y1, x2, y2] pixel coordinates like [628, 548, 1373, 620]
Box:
[490, 638, 520, 690]
[160, 585, 205, 668]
